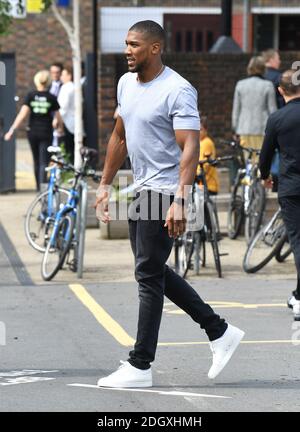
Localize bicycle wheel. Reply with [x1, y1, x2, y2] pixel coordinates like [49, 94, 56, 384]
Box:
[275, 234, 292, 262]
[206, 201, 222, 278]
[227, 182, 244, 239]
[174, 231, 194, 278]
[243, 211, 286, 273]
[41, 213, 75, 281]
[25, 188, 69, 252]
[193, 231, 206, 275]
[245, 182, 265, 244]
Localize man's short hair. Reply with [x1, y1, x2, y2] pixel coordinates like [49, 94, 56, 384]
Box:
[262, 49, 278, 63]
[247, 56, 266, 76]
[63, 65, 73, 80]
[50, 62, 63, 71]
[279, 69, 300, 96]
[129, 20, 166, 46]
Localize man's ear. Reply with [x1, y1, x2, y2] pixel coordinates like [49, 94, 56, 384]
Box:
[278, 86, 284, 96]
[151, 42, 161, 54]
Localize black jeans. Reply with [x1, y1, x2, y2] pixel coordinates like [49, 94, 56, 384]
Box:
[279, 195, 300, 300]
[127, 191, 227, 370]
[27, 132, 52, 191]
[63, 125, 74, 164]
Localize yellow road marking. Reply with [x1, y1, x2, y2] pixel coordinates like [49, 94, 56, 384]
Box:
[69, 284, 135, 347]
[163, 301, 286, 314]
[69, 285, 299, 348]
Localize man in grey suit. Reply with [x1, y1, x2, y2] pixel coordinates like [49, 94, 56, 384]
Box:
[232, 56, 277, 163]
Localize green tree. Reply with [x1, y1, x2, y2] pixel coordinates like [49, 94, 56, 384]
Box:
[0, 0, 84, 168]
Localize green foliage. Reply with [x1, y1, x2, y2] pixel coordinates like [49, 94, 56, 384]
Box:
[0, 0, 13, 35]
[0, 0, 52, 36]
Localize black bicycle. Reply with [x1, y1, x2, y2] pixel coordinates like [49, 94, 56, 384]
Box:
[243, 207, 290, 273]
[227, 140, 266, 243]
[174, 156, 232, 279]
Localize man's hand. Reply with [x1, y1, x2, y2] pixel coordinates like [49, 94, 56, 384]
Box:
[164, 202, 186, 238]
[95, 185, 111, 223]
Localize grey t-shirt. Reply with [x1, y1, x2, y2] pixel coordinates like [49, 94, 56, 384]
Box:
[117, 66, 200, 194]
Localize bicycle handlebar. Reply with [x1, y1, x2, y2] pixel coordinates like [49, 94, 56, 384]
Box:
[198, 155, 234, 167]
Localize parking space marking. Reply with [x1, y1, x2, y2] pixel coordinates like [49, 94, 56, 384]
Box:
[68, 383, 231, 399]
[69, 284, 135, 347]
[70, 284, 299, 348]
[158, 340, 300, 346]
[163, 301, 286, 313]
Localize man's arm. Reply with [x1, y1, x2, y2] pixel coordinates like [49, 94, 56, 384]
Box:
[95, 116, 127, 222]
[259, 115, 278, 180]
[164, 129, 199, 238]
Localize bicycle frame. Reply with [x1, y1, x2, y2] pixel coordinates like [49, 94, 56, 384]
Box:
[48, 184, 78, 247]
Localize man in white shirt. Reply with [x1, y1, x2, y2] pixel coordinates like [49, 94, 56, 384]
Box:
[49, 62, 63, 147]
[95, 20, 244, 388]
[58, 66, 75, 162]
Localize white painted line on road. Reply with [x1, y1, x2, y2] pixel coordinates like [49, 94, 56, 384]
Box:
[158, 340, 300, 346]
[68, 383, 231, 399]
[0, 370, 59, 386]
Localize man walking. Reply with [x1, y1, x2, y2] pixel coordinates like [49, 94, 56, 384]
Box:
[259, 69, 300, 321]
[95, 21, 244, 388]
[262, 49, 285, 108]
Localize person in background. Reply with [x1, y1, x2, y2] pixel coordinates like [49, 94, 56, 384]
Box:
[49, 62, 63, 98]
[259, 69, 300, 321]
[197, 115, 219, 195]
[49, 62, 63, 147]
[58, 66, 75, 163]
[262, 49, 285, 109]
[232, 56, 277, 164]
[4, 70, 62, 191]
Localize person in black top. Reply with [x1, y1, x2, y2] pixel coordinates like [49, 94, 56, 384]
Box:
[259, 69, 300, 321]
[5, 70, 63, 191]
[262, 49, 285, 109]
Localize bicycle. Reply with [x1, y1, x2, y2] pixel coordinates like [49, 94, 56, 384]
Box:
[41, 147, 100, 281]
[243, 207, 289, 273]
[24, 146, 70, 253]
[174, 156, 232, 279]
[227, 139, 266, 243]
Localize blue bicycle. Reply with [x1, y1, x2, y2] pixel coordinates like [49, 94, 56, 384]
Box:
[24, 146, 70, 252]
[41, 147, 100, 281]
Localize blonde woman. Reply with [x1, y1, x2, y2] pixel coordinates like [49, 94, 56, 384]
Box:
[5, 70, 62, 190]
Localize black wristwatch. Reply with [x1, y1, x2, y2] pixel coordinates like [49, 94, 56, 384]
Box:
[174, 196, 185, 206]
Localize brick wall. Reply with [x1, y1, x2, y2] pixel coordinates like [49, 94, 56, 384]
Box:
[98, 52, 300, 166]
[1, 0, 93, 117]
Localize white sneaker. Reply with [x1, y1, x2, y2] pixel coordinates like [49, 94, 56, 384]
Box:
[208, 324, 245, 380]
[293, 301, 300, 321]
[287, 295, 297, 309]
[97, 361, 152, 388]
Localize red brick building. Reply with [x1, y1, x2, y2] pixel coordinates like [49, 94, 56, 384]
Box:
[2, 0, 300, 163]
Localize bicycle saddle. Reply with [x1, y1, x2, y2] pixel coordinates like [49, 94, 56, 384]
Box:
[80, 147, 98, 160]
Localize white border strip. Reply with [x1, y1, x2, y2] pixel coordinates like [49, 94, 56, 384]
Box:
[252, 7, 300, 14]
